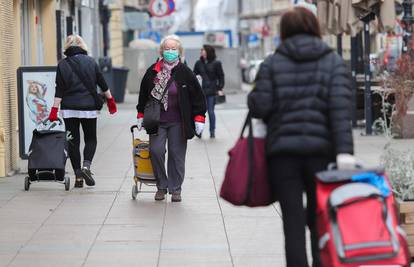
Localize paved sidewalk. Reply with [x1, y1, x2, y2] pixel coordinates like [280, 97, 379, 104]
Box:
[0, 93, 412, 267]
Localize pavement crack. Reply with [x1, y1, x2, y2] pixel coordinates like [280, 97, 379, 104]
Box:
[156, 199, 167, 267]
[203, 141, 235, 267]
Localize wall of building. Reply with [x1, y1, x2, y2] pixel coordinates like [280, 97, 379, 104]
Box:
[0, 0, 20, 176]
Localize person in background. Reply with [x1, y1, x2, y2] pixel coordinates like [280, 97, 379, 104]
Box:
[49, 35, 117, 188]
[248, 7, 354, 267]
[136, 35, 206, 202]
[193, 45, 225, 138]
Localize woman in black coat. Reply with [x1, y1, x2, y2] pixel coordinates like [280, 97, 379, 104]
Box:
[49, 35, 117, 188]
[136, 35, 206, 202]
[193, 45, 225, 138]
[248, 8, 354, 267]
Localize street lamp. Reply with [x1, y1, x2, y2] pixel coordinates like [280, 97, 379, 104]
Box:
[402, 0, 414, 52]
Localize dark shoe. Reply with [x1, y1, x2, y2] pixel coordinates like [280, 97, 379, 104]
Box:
[171, 192, 182, 202]
[154, 189, 167, 201]
[74, 177, 84, 188]
[210, 132, 215, 138]
[80, 167, 95, 186]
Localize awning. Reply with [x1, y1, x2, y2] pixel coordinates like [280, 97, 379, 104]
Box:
[317, 0, 396, 36]
[123, 11, 150, 31]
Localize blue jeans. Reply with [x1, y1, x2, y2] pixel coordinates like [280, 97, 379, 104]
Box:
[206, 96, 216, 134]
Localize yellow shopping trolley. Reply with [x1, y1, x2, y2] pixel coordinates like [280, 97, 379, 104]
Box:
[130, 125, 157, 200]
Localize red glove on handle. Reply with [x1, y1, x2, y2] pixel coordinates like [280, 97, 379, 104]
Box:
[194, 115, 205, 123]
[107, 97, 117, 114]
[49, 107, 59, 122]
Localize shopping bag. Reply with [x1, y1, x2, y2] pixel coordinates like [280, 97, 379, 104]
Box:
[220, 113, 273, 207]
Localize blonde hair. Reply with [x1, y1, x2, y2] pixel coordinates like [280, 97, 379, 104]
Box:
[64, 35, 88, 52]
[159, 34, 183, 56]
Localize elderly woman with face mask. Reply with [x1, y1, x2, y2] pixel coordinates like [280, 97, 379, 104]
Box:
[136, 35, 207, 202]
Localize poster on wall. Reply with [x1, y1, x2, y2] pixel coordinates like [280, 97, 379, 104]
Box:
[17, 66, 56, 159]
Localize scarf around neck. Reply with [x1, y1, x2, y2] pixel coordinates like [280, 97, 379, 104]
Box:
[151, 59, 179, 111]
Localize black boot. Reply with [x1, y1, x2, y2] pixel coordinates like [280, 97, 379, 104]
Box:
[210, 131, 215, 138]
[81, 167, 95, 186]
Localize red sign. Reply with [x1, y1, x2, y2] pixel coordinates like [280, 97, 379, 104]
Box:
[149, 0, 173, 17]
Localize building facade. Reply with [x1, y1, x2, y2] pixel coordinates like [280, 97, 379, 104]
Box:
[239, 0, 291, 60]
[0, 0, 105, 177]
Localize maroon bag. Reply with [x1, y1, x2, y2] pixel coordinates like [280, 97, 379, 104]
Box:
[220, 114, 274, 207]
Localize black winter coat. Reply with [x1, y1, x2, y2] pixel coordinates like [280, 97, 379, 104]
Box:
[136, 61, 207, 139]
[55, 47, 109, 110]
[248, 34, 353, 158]
[193, 59, 225, 96]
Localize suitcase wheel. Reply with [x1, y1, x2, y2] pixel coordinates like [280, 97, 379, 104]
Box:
[64, 177, 70, 191]
[131, 184, 138, 200]
[24, 177, 30, 191]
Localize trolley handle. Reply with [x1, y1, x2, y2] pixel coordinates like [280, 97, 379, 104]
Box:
[130, 125, 150, 142]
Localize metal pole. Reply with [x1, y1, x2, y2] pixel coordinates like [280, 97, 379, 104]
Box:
[337, 34, 343, 57]
[363, 20, 373, 135]
[402, 0, 414, 53]
[351, 36, 358, 127]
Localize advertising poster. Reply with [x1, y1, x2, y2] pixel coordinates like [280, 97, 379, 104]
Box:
[17, 66, 56, 159]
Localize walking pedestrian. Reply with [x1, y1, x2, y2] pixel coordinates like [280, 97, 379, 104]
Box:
[193, 45, 225, 138]
[248, 7, 355, 267]
[48, 35, 117, 188]
[136, 35, 207, 202]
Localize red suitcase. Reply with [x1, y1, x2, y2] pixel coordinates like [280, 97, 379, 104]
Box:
[316, 168, 411, 267]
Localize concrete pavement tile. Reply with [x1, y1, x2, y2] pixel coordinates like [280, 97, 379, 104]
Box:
[219, 200, 279, 218]
[232, 255, 285, 267]
[224, 217, 283, 257]
[7, 225, 99, 267]
[164, 197, 221, 216]
[45, 194, 115, 225]
[0, 223, 41, 266]
[105, 198, 165, 226]
[84, 241, 159, 267]
[158, 251, 232, 267]
[96, 224, 161, 242]
[161, 214, 228, 247]
[8, 254, 85, 267]
[0, 198, 62, 224]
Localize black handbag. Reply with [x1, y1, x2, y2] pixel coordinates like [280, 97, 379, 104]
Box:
[143, 88, 169, 133]
[66, 57, 105, 110]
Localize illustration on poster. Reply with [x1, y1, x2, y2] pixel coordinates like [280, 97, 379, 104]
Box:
[25, 80, 49, 125]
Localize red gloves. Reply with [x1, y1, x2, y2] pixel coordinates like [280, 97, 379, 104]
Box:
[48, 107, 59, 122]
[194, 115, 205, 123]
[107, 97, 117, 114]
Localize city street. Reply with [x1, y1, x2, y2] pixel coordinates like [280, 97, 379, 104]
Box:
[0, 92, 411, 267]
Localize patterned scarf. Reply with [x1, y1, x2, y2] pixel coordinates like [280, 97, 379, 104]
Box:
[151, 59, 179, 111]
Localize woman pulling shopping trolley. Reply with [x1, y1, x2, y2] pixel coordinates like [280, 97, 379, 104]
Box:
[136, 35, 206, 202]
[49, 35, 117, 188]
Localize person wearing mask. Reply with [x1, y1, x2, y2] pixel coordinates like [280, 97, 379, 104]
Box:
[193, 45, 225, 138]
[248, 8, 354, 267]
[49, 35, 117, 188]
[136, 35, 206, 202]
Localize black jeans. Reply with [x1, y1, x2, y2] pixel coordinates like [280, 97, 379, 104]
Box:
[64, 118, 97, 174]
[269, 155, 330, 267]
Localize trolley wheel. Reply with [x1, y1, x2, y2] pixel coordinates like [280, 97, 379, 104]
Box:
[24, 176, 30, 191]
[64, 177, 70, 191]
[132, 184, 138, 200]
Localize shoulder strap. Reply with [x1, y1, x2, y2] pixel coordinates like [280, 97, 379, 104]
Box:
[65, 57, 102, 104]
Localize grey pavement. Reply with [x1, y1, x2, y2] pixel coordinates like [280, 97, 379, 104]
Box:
[0, 92, 412, 267]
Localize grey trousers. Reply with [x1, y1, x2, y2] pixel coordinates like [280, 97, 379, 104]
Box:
[149, 122, 187, 193]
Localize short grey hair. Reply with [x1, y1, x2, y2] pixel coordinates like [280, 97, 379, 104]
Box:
[159, 34, 183, 56]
